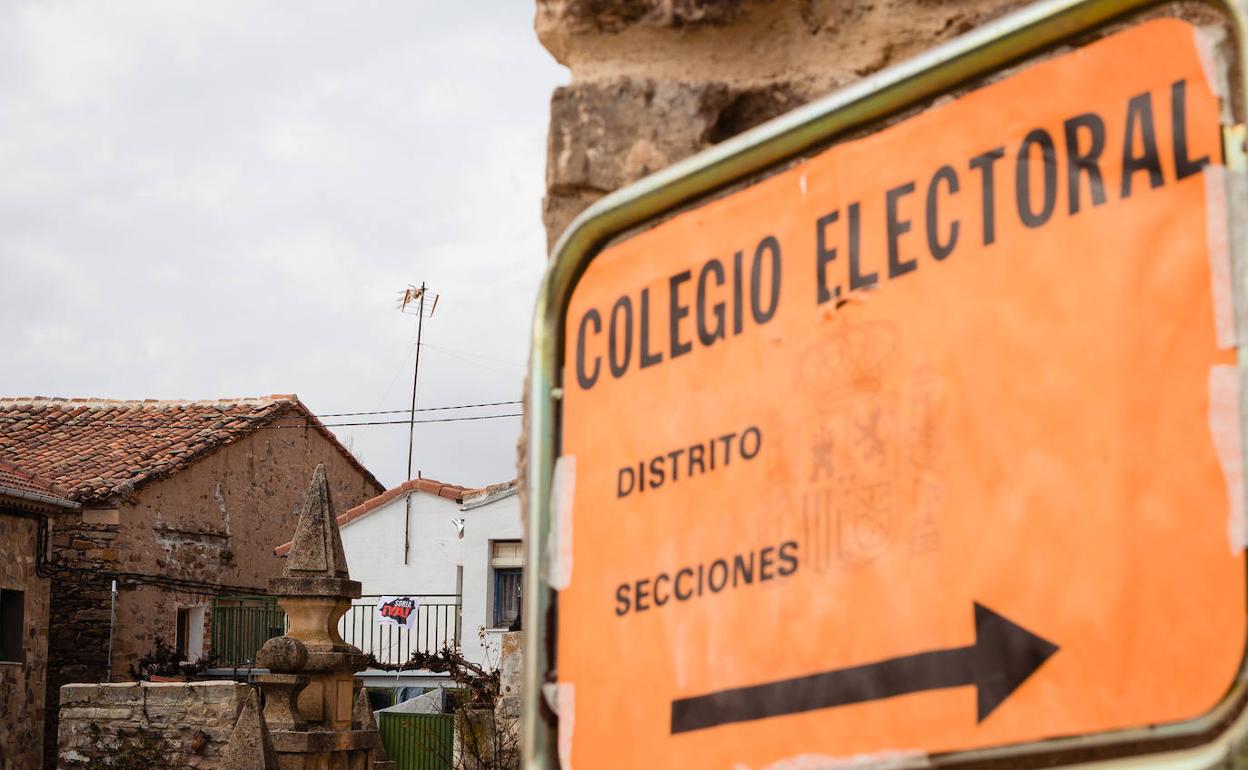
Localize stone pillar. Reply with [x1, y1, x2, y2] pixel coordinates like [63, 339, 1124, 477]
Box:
[42, 508, 118, 769]
[238, 465, 384, 770]
[536, 0, 1032, 249]
[494, 632, 522, 725]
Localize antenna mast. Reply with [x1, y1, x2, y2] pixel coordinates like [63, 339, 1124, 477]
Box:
[397, 283, 439, 564]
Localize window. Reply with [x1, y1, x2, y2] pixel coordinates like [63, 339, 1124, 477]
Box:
[493, 570, 522, 628]
[175, 606, 205, 660]
[491, 541, 523, 628]
[0, 589, 24, 663]
[175, 609, 189, 657]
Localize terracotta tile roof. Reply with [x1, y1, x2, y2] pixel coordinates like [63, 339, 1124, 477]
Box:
[0, 459, 78, 509]
[0, 395, 383, 504]
[274, 476, 488, 556]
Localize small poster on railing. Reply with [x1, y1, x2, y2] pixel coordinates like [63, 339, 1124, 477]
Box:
[375, 596, 420, 629]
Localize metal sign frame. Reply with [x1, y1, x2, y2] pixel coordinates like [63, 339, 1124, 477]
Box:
[522, 1, 1248, 768]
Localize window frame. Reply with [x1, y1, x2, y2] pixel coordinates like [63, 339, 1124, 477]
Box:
[0, 588, 26, 664]
[492, 567, 522, 629]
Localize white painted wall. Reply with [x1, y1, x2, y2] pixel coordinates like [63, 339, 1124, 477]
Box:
[459, 487, 523, 669]
[340, 491, 462, 595]
[339, 483, 521, 669]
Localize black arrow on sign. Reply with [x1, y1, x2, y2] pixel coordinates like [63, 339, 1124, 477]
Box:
[671, 602, 1058, 734]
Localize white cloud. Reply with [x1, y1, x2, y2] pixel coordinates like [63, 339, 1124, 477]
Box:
[0, 1, 569, 488]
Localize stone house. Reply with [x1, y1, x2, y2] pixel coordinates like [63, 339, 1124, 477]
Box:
[0, 395, 384, 769]
[0, 462, 77, 770]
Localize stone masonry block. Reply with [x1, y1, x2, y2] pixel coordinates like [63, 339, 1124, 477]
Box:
[61, 682, 142, 705]
[542, 192, 597, 252]
[59, 706, 134, 720]
[57, 681, 247, 770]
[544, 76, 805, 247]
[538, 0, 746, 36]
[547, 77, 732, 194]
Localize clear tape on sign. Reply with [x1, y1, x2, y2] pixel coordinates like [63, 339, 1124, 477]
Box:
[540, 682, 577, 770]
[1226, 170, 1248, 346]
[558, 683, 575, 770]
[1195, 25, 1233, 124]
[545, 455, 576, 590]
[1204, 166, 1238, 350]
[732, 750, 927, 770]
[1209, 364, 1246, 553]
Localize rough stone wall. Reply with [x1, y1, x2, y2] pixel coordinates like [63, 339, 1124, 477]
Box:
[0, 511, 50, 770]
[56, 681, 246, 769]
[107, 419, 381, 678]
[537, 0, 1032, 249]
[47, 509, 116, 680]
[494, 631, 521, 723]
[42, 419, 382, 768]
[117, 416, 381, 598]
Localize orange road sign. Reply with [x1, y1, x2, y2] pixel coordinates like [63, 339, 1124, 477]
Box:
[529, 10, 1248, 770]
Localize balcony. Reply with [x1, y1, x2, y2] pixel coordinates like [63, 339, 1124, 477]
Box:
[209, 594, 462, 669]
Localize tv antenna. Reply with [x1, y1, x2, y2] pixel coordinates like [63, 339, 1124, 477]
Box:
[396, 282, 439, 564]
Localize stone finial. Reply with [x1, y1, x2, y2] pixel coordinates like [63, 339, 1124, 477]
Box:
[353, 688, 377, 731]
[222, 689, 277, 770]
[283, 464, 349, 579]
[355, 689, 396, 768]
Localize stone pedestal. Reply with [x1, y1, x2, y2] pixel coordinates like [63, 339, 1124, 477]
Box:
[225, 465, 387, 770]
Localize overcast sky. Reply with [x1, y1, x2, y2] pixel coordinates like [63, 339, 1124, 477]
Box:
[0, 2, 568, 489]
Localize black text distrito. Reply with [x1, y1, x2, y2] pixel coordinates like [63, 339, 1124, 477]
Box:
[617, 426, 761, 498]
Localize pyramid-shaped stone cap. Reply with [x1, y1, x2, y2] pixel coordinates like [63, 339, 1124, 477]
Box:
[354, 689, 395, 765]
[222, 689, 277, 769]
[284, 464, 349, 578]
[353, 689, 379, 731]
[270, 464, 360, 599]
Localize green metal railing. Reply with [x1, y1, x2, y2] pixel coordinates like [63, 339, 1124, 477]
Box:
[378, 712, 454, 770]
[210, 594, 285, 668]
[209, 594, 463, 668]
[209, 595, 286, 667]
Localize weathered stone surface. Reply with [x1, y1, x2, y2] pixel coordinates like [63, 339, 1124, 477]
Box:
[703, 81, 805, 143]
[544, 76, 745, 246]
[0, 513, 49, 770]
[352, 688, 377, 732]
[254, 467, 380, 767]
[542, 76, 810, 247]
[542, 190, 599, 252]
[355, 687, 397, 767]
[538, 0, 746, 36]
[253, 674, 307, 729]
[256, 636, 307, 673]
[537, 0, 1033, 248]
[56, 681, 247, 770]
[266, 728, 382, 753]
[221, 689, 276, 770]
[282, 465, 349, 579]
[547, 78, 732, 193]
[495, 632, 523, 721]
[541, 0, 1031, 82]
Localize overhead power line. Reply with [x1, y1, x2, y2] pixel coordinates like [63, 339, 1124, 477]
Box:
[0, 412, 524, 431]
[314, 413, 523, 428]
[0, 397, 520, 423]
[318, 399, 520, 418]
